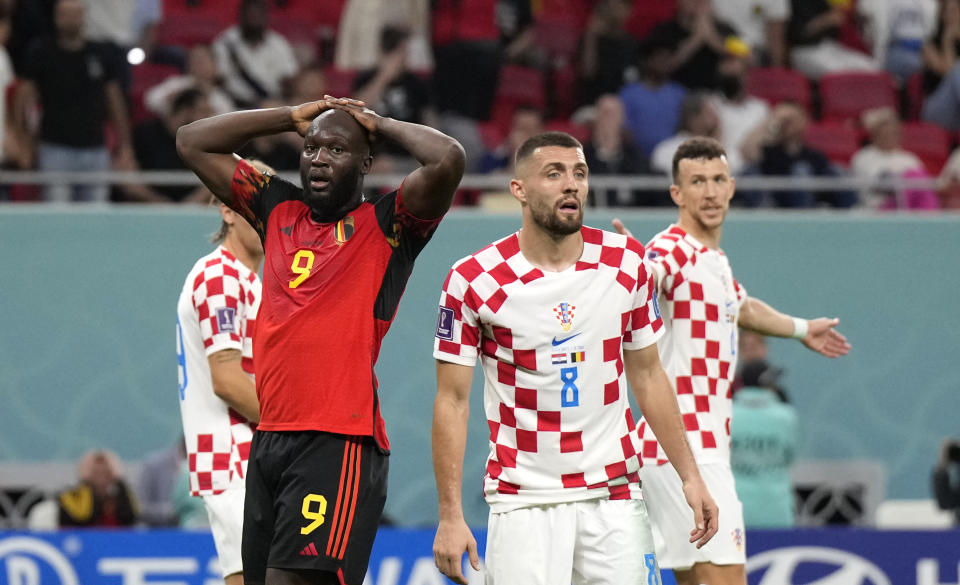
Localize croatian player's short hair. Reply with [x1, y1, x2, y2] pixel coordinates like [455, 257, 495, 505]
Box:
[514, 132, 583, 171]
[671, 136, 728, 183]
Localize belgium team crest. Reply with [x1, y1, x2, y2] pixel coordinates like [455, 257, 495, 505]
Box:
[334, 216, 355, 245]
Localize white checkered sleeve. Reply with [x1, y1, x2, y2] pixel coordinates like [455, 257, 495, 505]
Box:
[192, 258, 246, 356]
[623, 247, 664, 351]
[433, 264, 482, 366]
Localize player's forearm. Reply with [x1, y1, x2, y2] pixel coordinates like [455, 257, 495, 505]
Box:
[739, 297, 795, 338]
[432, 393, 470, 522]
[377, 117, 465, 179]
[177, 106, 297, 157]
[211, 367, 260, 423]
[631, 365, 702, 483]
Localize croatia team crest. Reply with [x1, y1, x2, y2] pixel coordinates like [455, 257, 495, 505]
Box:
[553, 302, 576, 331]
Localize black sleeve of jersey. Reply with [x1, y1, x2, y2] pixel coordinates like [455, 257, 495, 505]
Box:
[231, 159, 302, 242]
[370, 189, 442, 321]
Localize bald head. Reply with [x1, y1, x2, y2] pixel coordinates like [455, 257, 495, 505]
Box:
[308, 109, 372, 155]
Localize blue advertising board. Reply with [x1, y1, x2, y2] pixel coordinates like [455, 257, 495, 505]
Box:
[1, 528, 958, 585]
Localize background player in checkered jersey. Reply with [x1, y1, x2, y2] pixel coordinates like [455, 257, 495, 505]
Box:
[613, 136, 851, 585]
[432, 132, 719, 585]
[176, 173, 267, 585]
[177, 96, 465, 585]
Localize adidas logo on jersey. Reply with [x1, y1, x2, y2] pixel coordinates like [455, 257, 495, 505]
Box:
[299, 542, 319, 556]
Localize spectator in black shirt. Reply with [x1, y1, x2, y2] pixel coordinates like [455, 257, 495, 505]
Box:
[646, 0, 740, 91]
[13, 0, 133, 202]
[578, 0, 638, 105]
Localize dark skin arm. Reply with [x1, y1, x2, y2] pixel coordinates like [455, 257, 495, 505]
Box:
[323, 96, 465, 219]
[175, 103, 314, 205]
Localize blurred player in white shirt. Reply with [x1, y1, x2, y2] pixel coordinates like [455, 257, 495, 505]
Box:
[176, 189, 264, 585]
[431, 132, 718, 585]
[614, 136, 850, 585]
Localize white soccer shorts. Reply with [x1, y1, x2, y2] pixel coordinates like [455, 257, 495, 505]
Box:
[202, 487, 246, 577]
[640, 461, 746, 570]
[484, 498, 661, 585]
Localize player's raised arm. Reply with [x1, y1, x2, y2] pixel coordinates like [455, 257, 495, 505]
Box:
[625, 344, 719, 548]
[324, 96, 466, 219]
[432, 360, 481, 585]
[739, 297, 852, 358]
[176, 100, 334, 205]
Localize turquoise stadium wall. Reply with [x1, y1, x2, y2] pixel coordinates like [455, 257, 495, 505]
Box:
[1, 207, 958, 526]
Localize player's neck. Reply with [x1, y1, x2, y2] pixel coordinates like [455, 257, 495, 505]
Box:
[222, 238, 264, 273]
[517, 226, 583, 272]
[677, 217, 723, 249]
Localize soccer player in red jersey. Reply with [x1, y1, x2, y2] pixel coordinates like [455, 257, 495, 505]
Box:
[177, 96, 465, 585]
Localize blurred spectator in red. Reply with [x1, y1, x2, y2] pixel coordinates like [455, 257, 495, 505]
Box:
[859, 0, 937, 83]
[714, 0, 790, 67]
[619, 36, 687, 158]
[145, 44, 234, 118]
[211, 0, 298, 108]
[118, 87, 214, 203]
[583, 94, 661, 207]
[748, 102, 857, 208]
[646, 0, 741, 91]
[788, 0, 878, 79]
[650, 91, 744, 175]
[431, 0, 533, 172]
[921, 0, 960, 131]
[335, 0, 433, 72]
[353, 26, 433, 172]
[578, 0, 637, 105]
[852, 106, 936, 208]
[58, 449, 138, 527]
[0, 1, 18, 171]
[481, 103, 543, 174]
[13, 0, 133, 202]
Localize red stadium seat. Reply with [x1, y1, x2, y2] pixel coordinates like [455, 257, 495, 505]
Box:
[905, 71, 925, 121]
[549, 65, 579, 119]
[901, 122, 952, 174]
[819, 71, 898, 123]
[322, 68, 356, 99]
[490, 65, 546, 127]
[533, 16, 582, 69]
[803, 121, 863, 167]
[155, 17, 225, 47]
[746, 67, 812, 112]
[271, 0, 346, 28]
[626, 0, 676, 38]
[129, 63, 182, 123]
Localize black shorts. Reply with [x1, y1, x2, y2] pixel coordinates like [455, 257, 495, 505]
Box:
[242, 430, 389, 585]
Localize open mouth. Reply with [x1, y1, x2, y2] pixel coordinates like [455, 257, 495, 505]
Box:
[309, 174, 331, 191]
[558, 199, 580, 213]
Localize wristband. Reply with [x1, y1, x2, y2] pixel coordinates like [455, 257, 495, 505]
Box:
[791, 317, 809, 340]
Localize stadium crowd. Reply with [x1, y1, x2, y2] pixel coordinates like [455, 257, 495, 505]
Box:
[2, 0, 960, 209]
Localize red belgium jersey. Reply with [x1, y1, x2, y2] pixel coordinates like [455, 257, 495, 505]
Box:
[229, 160, 442, 449]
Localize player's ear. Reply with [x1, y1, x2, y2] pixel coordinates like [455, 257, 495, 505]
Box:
[510, 178, 526, 204]
[669, 183, 683, 207]
[360, 155, 373, 174]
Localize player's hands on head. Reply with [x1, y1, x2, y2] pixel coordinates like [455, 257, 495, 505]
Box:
[290, 98, 335, 136]
[324, 94, 383, 139]
[433, 518, 480, 585]
[802, 318, 851, 358]
[682, 477, 719, 549]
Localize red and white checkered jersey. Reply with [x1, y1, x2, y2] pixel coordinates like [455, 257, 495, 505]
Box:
[176, 246, 260, 495]
[434, 227, 664, 512]
[637, 225, 747, 467]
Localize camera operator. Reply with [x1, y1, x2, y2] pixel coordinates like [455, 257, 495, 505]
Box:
[933, 438, 960, 525]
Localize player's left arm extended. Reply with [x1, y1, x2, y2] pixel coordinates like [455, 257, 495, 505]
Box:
[739, 296, 851, 358]
[625, 345, 719, 548]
